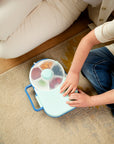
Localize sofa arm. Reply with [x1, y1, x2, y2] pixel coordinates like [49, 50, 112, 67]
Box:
[0, 0, 42, 40]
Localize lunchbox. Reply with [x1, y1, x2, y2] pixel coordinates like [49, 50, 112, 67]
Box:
[25, 59, 77, 118]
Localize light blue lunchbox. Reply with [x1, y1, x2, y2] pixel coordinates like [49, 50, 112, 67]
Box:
[25, 59, 77, 118]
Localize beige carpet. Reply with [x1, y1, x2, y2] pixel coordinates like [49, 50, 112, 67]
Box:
[0, 29, 114, 144]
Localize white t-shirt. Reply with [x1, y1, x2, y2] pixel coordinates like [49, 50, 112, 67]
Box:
[95, 20, 114, 55]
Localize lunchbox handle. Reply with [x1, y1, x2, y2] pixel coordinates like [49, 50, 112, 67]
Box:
[25, 84, 43, 112]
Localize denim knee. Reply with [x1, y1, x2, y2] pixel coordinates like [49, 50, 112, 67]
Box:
[81, 49, 112, 94]
[81, 47, 114, 114]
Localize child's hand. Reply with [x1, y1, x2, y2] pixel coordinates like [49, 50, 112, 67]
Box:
[66, 89, 92, 107]
[60, 71, 79, 96]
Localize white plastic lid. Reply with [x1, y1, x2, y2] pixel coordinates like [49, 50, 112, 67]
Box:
[29, 59, 65, 91]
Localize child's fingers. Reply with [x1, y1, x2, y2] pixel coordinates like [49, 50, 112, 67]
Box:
[60, 83, 69, 93]
[71, 87, 77, 93]
[68, 104, 80, 107]
[66, 100, 80, 107]
[63, 85, 72, 96]
[68, 105, 76, 107]
[69, 95, 78, 100]
[78, 89, 85, 94]
[60, 81, 66, 89]
[66, 100, 79, 105]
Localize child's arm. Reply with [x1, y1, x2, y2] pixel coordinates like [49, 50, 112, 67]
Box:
[60, 30, 100, 96]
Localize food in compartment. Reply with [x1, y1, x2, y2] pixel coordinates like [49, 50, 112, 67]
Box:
[52, 65, 63, 76]
[38, 79, 47, 87]
[31, 67, 41, 80]
[40, 61, 53, 70]
[50, 77, 62, 89]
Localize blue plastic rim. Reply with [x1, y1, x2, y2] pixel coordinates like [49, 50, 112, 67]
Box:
[25, 84, 43, 112]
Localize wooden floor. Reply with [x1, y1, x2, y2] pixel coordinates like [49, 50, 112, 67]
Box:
[0, 12, 91, 74]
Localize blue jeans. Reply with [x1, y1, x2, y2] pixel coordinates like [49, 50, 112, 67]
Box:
[81, 47, 114, 115]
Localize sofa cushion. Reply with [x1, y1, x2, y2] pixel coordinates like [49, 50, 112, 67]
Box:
[0, 0, 87, 58]
[0, 0, 42, 40]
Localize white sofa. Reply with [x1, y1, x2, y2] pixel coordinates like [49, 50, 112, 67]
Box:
[0, 0, 88, 58]
[0, 0, 113, 59]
